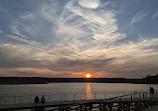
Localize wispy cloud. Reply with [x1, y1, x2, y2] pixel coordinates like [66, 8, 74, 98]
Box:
[78, 0, 101, 9]
[7, 34, 38, 45]
[151, 10, 158, 20]
[130, 11, 150, 24]
[58, 1, 125, 42]
[0, 29, 4, 33]
[20, 12, 36, 20]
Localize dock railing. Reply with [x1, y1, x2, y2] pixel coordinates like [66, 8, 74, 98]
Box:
[0, 91, 134, 105]
[46, 91, 158, 111]
[1, 91, 158, 111]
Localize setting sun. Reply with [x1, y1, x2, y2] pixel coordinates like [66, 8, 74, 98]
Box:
[86, 73, 92, 78]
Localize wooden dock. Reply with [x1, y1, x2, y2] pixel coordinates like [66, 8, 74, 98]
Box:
[1, 92, 158, 111]
[0, 99, 96, 110]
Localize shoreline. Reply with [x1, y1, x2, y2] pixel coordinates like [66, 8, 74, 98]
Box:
[0, 82, 158, 85]
[1, 77, 158, 84]
[0, 82, 48, 85]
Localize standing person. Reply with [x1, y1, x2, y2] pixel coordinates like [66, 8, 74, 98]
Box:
[150, 87, 155, 98]
[34, 96, 39, 103]
[41, 96, 45, 103]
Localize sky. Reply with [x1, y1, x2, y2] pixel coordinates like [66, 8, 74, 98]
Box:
[0, 0, 158, 78]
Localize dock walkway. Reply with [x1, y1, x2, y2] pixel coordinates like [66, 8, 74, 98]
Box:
[0, 99, 95, 110]
[143, 105, 158, 111]
[1, 92, 158, 111]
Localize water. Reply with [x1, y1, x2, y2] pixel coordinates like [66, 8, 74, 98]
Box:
[0, 83, 158, 105]
[1, 83, 157, 94]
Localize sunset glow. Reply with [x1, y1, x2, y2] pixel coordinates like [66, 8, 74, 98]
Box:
[86, 73, 92, 78]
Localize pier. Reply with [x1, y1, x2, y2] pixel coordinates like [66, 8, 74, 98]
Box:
[0, 91, 158, 111]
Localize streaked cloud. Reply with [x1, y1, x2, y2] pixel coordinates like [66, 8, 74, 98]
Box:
[78, 0, 101, 9]
[130, 11, 150, 24]
[152, 10, 158, 20]
[0, 29, 3, 33]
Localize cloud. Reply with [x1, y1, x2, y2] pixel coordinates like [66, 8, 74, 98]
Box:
[20, 12, 36, 20]
[78, 0, 101, 9]
[130, 11, 150, 24]
[7, 34, 37, 45]
[56, 0, 125, 42]
[38, 0, 126, 64]
[10, 23, 28, 39]
[47, 58, 115, 72]
[1, 35, 158, 78]
[0, 44, 39, 68]
[0, 0, 158, 78]
[0, 29, 4, 33]
[151, 10, 158, 20]
[0, 68, 76, 78]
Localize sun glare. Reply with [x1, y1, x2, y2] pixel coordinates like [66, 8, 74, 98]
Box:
[86, 73, 92, 78]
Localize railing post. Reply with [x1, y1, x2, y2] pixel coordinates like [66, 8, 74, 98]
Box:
[0, 95, 1, 108]
[146, 93, 147, 101]
[65, 94, 66, 101]
[134, 91, 136, 100]
[108, 103, 113, 111]
[139, 93, 141, 101]
[18, 96, 20, 109]
[73, 94, 75, 103]
[118, 98, 121, 111]
[104, 92, 106, 99]
[60, 94, 62, 101]
[15, 95, 17, 104]
[80, 105, 82, 111]
[139, 93, 142, 110]
[95, 93, 97, 100]
[143, 93, 145, 108]
[99, 103, 102, 111]
[85, 93, 86, 100]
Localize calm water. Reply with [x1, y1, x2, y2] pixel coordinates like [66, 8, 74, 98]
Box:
[0, 83, 158, 94]
[0, 83, 158, 105]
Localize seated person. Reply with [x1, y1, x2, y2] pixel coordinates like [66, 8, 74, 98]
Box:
[34, 96, 39, 103]
[41, 96, 45, 103]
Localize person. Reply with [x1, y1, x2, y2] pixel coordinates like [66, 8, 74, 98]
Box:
[34, 96, 39, 103]
[150, 87, 154, 94]
[41, 96, 45, 103]
[150, 87, 154, 98]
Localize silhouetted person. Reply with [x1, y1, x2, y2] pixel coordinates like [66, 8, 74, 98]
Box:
[150, 87, 154, 98]
[34, 96, 39, 103]
[41, 96, 45, 103]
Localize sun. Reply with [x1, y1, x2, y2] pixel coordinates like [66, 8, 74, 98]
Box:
[86, 73, 92, 78]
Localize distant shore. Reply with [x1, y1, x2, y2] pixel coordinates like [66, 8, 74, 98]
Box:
[1, 77, 158, 84]
[0, 82, 48, 85]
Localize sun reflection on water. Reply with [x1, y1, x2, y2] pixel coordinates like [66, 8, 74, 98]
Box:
[86, 83, 92, 100]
